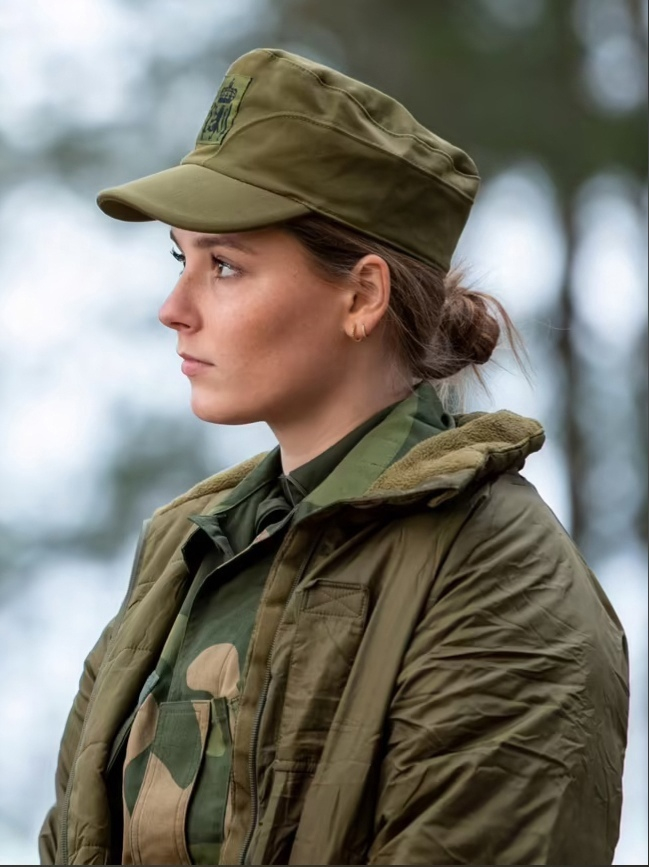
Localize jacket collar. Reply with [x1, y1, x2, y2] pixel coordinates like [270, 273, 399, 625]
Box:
[301, 382, 452, 509]
[160, 383, 545, 517]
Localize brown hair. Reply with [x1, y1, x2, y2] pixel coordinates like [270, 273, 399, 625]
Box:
[284, 213, 525, 403]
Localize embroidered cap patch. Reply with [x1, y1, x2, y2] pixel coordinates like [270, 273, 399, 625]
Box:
[198, 74, 252, 145]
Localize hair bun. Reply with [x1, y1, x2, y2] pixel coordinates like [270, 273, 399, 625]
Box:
[438, 277, 500, 368]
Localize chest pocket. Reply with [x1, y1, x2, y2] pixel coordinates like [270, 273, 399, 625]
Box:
[125, 699, 211, 865]
[278, 580, 369, 758]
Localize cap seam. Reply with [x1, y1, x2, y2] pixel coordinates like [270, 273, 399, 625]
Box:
[260, 49, 479, 181]
[218, 113, 476, 205]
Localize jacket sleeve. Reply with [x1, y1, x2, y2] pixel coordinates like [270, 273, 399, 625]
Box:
[38, 518, 151, 863]
[367, 477, 628, 866]
[38, 619, 114, 865]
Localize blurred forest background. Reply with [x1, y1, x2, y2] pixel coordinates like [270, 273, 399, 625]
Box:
[0, 0, 646, 863]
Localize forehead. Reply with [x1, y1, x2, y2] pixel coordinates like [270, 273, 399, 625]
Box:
[171, 224, 311, 257]
[169, 228, 258, 254]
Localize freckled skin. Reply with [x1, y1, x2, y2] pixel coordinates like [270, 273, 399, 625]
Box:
[159, 226, 411, 471]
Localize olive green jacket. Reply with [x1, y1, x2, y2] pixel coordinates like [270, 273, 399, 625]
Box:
[39, 403, 628, 865]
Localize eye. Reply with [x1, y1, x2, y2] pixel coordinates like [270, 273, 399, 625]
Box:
[212, 256, 238, 279]
[170, 247, 185, 270]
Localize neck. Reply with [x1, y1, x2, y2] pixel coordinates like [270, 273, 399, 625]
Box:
[269, 371, 413, 474]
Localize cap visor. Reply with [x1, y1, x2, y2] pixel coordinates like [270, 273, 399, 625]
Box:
[96, 163, 310, 231]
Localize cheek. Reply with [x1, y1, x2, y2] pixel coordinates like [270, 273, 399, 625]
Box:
[211, 277, 340, 367]
[265, 293, 343, 375]
[186, 275, 345, 424]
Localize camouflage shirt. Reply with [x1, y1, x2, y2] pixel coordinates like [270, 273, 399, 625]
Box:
[117, 401, 406, 865]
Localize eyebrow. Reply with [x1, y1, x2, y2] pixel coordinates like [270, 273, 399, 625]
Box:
[169, 229, 256, 255]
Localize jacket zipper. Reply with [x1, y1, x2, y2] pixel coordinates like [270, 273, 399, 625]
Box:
[60, 518, 151, 865]
[238, 532, 322, 865]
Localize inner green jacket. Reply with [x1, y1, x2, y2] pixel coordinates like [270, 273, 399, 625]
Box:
[40, 385, 629, 866]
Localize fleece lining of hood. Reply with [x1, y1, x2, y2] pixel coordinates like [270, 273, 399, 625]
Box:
[369, 410, 545, 495]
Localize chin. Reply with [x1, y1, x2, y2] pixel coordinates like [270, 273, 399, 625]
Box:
[190, 390, 262, 426]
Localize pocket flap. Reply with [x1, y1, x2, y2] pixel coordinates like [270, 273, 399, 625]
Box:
[301, 581, 368, 619]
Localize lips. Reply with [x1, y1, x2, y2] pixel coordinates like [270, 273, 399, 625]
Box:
[178, 352, 214, 377]
[179, 352, 212, 365]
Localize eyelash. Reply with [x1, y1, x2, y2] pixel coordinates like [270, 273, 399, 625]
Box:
[170, 248, 238, 278]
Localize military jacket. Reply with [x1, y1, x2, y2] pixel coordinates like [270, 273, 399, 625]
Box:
[40, 384, 629, 865]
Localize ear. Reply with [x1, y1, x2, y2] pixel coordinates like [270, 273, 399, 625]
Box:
[345, 254, 391, 338]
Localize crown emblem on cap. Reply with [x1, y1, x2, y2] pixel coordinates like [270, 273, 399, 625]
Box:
[217, 78, 238, 104]
[197, 74, 252, 145]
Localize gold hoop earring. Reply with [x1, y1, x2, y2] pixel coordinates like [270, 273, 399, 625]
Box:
[351, 323, 367, 342]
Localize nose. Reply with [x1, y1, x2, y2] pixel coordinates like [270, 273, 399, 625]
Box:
[158, 275, 197, 333]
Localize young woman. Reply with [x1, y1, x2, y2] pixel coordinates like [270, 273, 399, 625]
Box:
[40, 48, 629, 866]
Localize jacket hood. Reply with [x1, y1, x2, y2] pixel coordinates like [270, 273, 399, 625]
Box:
[161, 384, 545, 516]
[369, 409, 545, 499]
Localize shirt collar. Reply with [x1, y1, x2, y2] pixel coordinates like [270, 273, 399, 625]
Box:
[298, 382, 452, 512]
[198, 381, 451, 521]
[284, 397, 401, 504]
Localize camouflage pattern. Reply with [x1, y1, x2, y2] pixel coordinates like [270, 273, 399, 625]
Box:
[119, 398, 415, 865]
[121, 549, 267, 865]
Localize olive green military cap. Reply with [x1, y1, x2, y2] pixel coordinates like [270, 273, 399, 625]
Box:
[97, 48, 480, 271]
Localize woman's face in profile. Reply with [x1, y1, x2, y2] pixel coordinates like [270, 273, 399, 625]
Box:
[159, 226, 353, 427]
